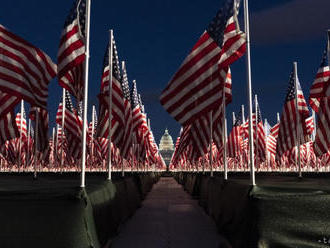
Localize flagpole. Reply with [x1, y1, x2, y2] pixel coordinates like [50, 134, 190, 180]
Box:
[91, 105, 95, 168]
[33, 111, 39, 179]
[255, 95, 259, 172]
[241, 105, 245, 171]
[107, 30, 114, 180]
[312, 110, 316, 141]
[224, 117, 228, 179]
[232, 112, 236, 171]
[80, 0, 91, 188]
[56, 124, 59, 169]
[293, 61, 302, 178]
[26, 119, 31, 171]
[18, 100, 24, 172]
[244, 0, 255, 185]
[209, 111, 213, 177]
[61, 89, 66, 173]
[52, 127, 55, 168]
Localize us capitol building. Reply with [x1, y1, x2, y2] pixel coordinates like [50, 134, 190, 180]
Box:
[159, 129, 175, 171]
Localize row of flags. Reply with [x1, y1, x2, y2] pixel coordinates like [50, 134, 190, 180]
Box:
[0, 0, 166, 175]
[161, 0, 330, 175]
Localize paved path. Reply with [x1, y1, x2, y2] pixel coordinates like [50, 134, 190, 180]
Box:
[111, 177, 225, 248]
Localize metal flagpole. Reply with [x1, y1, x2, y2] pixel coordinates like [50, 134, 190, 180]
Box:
[18, 100, 24, 172]
[52, 127, 55, 168]
[91, 105, 95, 168]
[241, 105, 246, 172]
[224, 118, 228, 179]
[26, 119, 31, 171]
[80, 0, 91, 187]
[222, 88, 227, 178]
[244, 0, 255, 185]
[277, 112, 280, 123]
[264, 119, 269, 171]
[232, 112, 236, 171]
[33, 111, 39, 179]
[107, 30, 113, 180]
[56, 124, 59, 169]
[312, 110, 316, 141]
[61, 89, 66, 173]
[209, 111, 213, 177]
[293, 62, 302, 178]
[255, 95, 259, 172]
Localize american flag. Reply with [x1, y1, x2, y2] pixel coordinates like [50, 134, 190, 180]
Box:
[252, 101, 266, 162]
[276, 69, 310, 159]
[228, 111, 242, 158]
[187, 66, 231, 160]
[0, 25, 56, 109]
[313, 98, 330, 156]
[160, 0, 245, 125]
[0, 111, 19, 145]
[56, 91, 82, 158]
[120, 61, 133, 159]
[58, 0, 86, 101]
[309, 31, 330, 112]
[98, 38, 126, 149]
[309, 32, 330, 156]
[131, 80, 149, 162]
[15, 107, 27, 140]
[29, 106, 49, 152]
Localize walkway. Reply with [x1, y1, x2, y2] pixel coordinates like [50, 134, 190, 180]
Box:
[111, 177, 227, 248]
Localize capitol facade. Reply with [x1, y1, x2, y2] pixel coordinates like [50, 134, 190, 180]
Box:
[159, 129, 175, 171]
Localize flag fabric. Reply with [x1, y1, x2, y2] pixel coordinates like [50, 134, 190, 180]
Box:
[228, 111, 242, 158]
[160, 0, 245, 125]
[309, 31, 330, 112]
[57, 0, 86, 101]
[55, 91, 82, 158]
[309, 32, 330, 156]
[0, 111, 19, 145]
[16, 112, 27, 140]
[29, 107, 49, 152]
[276, 69, 310, 159]
[0, 25, 56, 109]
[313, 97, 330, 156]
[252, 102, 266, 162]
[120, 62, 133, 159]
[98, 38, 126, 149]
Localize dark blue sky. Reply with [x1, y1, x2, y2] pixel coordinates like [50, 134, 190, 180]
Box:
[1, 0, 329, 144]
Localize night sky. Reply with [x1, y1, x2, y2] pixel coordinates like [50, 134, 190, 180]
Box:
[1, 0, 330, 144]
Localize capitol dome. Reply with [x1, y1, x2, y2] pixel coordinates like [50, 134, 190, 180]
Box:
[159, 128, 174, 151]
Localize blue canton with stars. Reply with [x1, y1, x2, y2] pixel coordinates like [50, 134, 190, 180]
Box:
[102, 39, 121, 82]
[320, 46, 329, 68]
[285, 69, 303, 103]
[121, 65, 131, 102]
[64, 90, 74, 113]
[64, 0, 86, 38]
[206, 0, 238, 48]
[130, 80, 140, 109]
[233, 109, 242, 126]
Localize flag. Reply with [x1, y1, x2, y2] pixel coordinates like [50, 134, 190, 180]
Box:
[160, 0, 245, 125]
[0, 111, 19, 145]
[29, 107, 49, 152]
[276, 69, 310, 158]
[120, 62, 133, 159]
[252, 101, 266, 162]
[0, 25, 56, 109]
[98, 38, 125, 149]
[309, 32, 330, 156]
[55, 91, 82, 158]
[228, 111, 242, 158]
[309, 31, 330, 112]
[58, 0, 86, 101]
